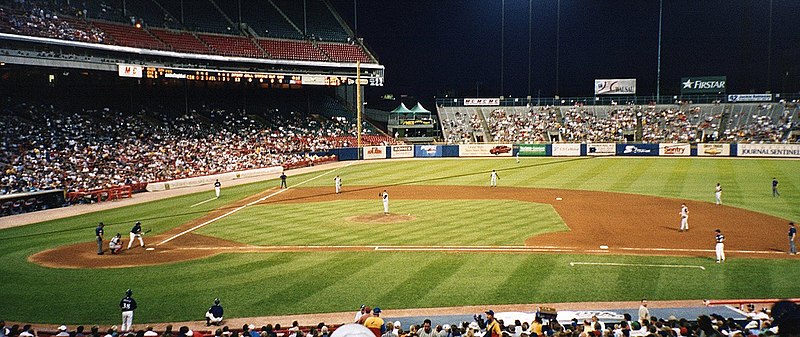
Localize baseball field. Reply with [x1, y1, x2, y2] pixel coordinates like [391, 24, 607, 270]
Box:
[1, 157, 799, 325]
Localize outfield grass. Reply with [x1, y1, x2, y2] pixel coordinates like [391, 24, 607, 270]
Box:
[198, 200, 567, 245]
[0, 157, 799, 324]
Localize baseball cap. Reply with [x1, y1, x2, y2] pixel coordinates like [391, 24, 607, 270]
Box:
[373, 307, 381, 314]
[186, 330, 193, 336]
[360, 304, 366, 309]
[485, 309, 495, 316]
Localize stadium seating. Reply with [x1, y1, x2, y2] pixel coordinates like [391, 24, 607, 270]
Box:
[318, 43, 374, 63]
[91, 21, 167, 49]
[149, 28, 211, 54]
[198, 33, 265, 58]
[256, 39, 328, 61]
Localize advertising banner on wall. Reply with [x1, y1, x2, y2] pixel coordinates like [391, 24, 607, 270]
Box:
[362, 146, 387, 160]
[518, 144, 548, 157]
[594, 79, 636, 95]
[659, 143, 691, 156]
[414, 145, 442, 157]
[459, 144, 513, 157]
[587, 143, 616, 156]
[464, 98, 500, 106]
[737, 144, 800, 157]
[391, 145, 414, 158]
[727, 94, 772, 102]
[697, 143, 730, 157]
[616, 144, 658, 156]
[551, 143, 581, 156]
[118, 64, 143, 78]
[680, 76, 726, 94]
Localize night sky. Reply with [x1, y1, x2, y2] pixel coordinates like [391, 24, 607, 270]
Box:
[329, 0, 800, 102]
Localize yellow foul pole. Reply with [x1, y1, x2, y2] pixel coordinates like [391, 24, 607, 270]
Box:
[356, 61, 362, 151]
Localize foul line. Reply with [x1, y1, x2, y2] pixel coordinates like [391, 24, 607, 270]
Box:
[158, 162, 356, 246]
[569, 261, 706, 271]
[189, 197, 217, 208]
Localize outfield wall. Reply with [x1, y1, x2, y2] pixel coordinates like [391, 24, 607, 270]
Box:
[330, 143, 800, 159]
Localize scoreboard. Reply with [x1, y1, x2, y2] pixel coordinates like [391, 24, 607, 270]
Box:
[118, 64, 382, 86]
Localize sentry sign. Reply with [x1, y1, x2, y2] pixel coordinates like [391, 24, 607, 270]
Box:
[659, 143, 690, 156]
[680, 76, 726, 94]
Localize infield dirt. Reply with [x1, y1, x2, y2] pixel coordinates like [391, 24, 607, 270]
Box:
[30, 185, 793, 269]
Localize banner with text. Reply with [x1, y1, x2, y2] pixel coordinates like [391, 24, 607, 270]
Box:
[659, 143, 691, 156]
[464, 98, 500, 106]
[118, 64, 143, 78]
[728, 94, 772, 102]
[594, 79, 636, 95]
[680, 76, 726, 94]
[363, 146, 387, 160]
[414, 145, 442, 157]
[616, 144, 659, 156]
[737, 144, 800, 158]
[391, 145, 414, 158]
[586, 143, 616, 156]
[697, 143, 730, 157]
[459, 144, 513, 157]
[518, 144, 548, 157]
[552, 143, 581, 156]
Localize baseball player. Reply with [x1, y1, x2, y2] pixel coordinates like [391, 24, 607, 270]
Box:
[334, 175, 342, 194]
[280, 172, 288, 189]
[380, 190, 389, 215]
[205, 298, 224, 326]
[95, 222, 105, 255]
[490, 170, 499, 187]
[714, 229, 725, 263]
[715, 183, 722, 205]
[679, 203, 689, 232]
[214, 179, 221, 198]
[772, 178, 780, 197]
[515, 152, 520, 164]
[789, 222, 797, 255]
[120, 289, 137, 332]
[109, 233, 123, 254]
[127, 221, 145, 249]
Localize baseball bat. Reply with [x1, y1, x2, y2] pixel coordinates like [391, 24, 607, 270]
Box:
[144, 229, 152, 234]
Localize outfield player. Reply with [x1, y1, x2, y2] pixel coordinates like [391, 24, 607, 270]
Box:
[214, 179, 221, 198]
[789, 222, 797, 255]
[120, 289, 137, 332]
[715, 229, 725, 263]
[715, 183, 722, 205]
[380, 190, 389, 214]
[280, 172, 288, 189]
[490, 170, 499, 187]
[95, 222, 105, 255]
[679, 203, 689, 232]
[205, 298, 223, 326]
[772, 178, 780, 197]
[109, 233, 123, 254]
[334, 175, 342, 194]
[127, 221, 145, 249]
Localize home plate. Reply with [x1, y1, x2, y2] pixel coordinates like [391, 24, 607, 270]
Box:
[555, 197, 563, 201]
[146, 247, 155, 251]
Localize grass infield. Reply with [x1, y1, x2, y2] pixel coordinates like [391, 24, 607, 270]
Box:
[0, 157, 798, 324]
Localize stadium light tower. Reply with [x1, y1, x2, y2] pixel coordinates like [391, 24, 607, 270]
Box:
[656, 0, 663, 103]
[501, 0, 505, 96]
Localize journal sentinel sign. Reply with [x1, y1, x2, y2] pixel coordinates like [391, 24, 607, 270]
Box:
[737, 144, 800, 158]
[680, 76, 726, 94]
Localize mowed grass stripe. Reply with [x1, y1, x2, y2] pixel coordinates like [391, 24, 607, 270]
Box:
[609, 159, 657, 192]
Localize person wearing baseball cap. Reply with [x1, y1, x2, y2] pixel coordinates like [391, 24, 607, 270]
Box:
[485, 310, 501, 337]
[364, 307, 385, 337]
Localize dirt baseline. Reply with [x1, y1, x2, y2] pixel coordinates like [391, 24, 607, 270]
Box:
[29, 185, 792, 269]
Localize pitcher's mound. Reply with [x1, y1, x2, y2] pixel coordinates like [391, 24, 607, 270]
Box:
[346, 214, 416, 224]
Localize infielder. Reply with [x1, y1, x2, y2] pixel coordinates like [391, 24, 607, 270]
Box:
[789, 222, 797, 255]
[380, 190, 389, 214]
[109, 233, 123, 254]
[715, 183, 722, 205]
[127, 221, 145, 249]
[679, 203, 689, 232]
[490, 170, 499, 187]
[205, 298, 224, 326]
[280, 172, 288, 189]
[334, 175, 342, 194]
[120, 289, 137, 332]
[214, 179, 221, 198]
[714, 229, 725, 263]
[95, 222, 105, 255]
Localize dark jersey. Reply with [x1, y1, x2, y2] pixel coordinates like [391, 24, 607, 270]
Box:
[208, 304, 223, 318]
[715, 233, 725, 243]
[96, 226, 104, 237]
[214, 181, 221, 188]
[790, 227, 797, 238]
[130, 223, 142, 234]
[120, 296, 137, 311]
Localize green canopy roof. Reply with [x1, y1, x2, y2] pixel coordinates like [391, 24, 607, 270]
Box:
[390, 103, 413, 113]
[409, 103, 431, 113]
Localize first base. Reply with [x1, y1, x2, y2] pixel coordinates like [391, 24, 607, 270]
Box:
[146, 247, 155, 251]
[556, 197, 563, 201]
[599, 245, 609, 250]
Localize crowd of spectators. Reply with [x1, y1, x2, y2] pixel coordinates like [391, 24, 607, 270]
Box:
[0, 99, 396, 196]
[442, 103, 796, 144]
[0, 4, 106, 43]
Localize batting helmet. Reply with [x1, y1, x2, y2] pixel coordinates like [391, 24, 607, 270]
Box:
[214, 298, 220, 305]
[126, 289, 133, 296]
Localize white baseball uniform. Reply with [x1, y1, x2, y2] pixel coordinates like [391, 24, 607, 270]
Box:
[381, 191, 389, 214]
[715, 184, 722, 205]
[680, 205, 689, 231]
[490, 171, 498, 187]
[715, 232, 725, 262]
[334, 176, 342, 194]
